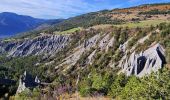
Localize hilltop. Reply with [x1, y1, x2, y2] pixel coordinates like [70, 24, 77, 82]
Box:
[14, 3, 170, 39]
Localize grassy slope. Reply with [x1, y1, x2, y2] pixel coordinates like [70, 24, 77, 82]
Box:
[54, 27, 83, 34]
[114, 20, 170, 28]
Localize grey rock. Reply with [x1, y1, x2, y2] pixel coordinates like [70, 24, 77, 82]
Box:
[120, 43, 166, 77]
[17, 71, 40, 93]
[87, 50, 96, 65]
[84, 34, 100, 49]
[106, 37, 115, 52]
[55, 34, 100, 72]
[98, 34, 110, 50]
[0, 35, 70, 57]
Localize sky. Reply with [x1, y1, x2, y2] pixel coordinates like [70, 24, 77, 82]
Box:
[0, 0, 169, 19]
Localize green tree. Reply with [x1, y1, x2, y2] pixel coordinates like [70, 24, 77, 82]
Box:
[109, 74, 127, 98]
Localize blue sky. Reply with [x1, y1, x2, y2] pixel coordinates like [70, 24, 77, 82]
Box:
[0, 0, 169, 19]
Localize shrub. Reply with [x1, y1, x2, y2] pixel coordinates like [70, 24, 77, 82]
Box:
[91, 72, 113, 95]
[108, 68, 170, 99]
[113, 50, 124, 63]
[15, 88, 40, 100]
[109, 74, 127, 98]
[120, 76, 148, 99]
[166, 48, 170, 63]
[78, 78, 93, 97]
[161, 28, 170, 38]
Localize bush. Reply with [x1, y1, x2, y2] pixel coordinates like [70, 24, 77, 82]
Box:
[166, 48, 170, 63]
[119, 31, 128, 44]
[127, 37, 138, 49]
[113, 50, 124, 63]
[15, 88, 40, 100]
[79, 78, 93, 97]
[108, 68, 170, 99]
[120, 76, 148, 99]
[78, 70, 115, 97]
[91, 72, 113, 95]
[161, 28, 170, 38]
[109, 74, 127, 98]
[139, 10, 170, 15]
[158, 22, 167, 30]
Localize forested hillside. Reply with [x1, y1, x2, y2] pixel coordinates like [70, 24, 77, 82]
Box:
[0, 3, 170, 100]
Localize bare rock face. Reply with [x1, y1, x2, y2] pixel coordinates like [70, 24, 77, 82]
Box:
[120, 43, 166, 77]
[87, 50, 96, 65]
[55, 34, 100, 72]
[17, 71, 40, 93]
[106, 37, 115, 52]
[0, 35, 70, 57]
[98, 34, 110, 50]
[84, 34, 100, 49]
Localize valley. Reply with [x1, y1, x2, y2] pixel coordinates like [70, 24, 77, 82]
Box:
[0, 3, 170, 100]
[0, 12, 63, 38]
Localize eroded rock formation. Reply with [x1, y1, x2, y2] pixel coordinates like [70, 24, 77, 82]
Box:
[55, 34, 100, 72]
[0, 35, 70, 57]
[119, 43, 166, 77]
[17, 71, 40, 93]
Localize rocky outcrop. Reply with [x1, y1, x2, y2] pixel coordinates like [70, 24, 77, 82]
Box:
[87, 50, 96, 65]
[55, 34, 100, 72]
[17, 71, 40, 93]
[0, 35, 70, 57]
[84, 34, 100, 49]
[106, 37, 115, 52]
[119, 43, 166, 77]
[98, 34, 111, 50]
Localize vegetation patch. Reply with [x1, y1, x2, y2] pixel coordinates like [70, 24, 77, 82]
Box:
[54, 27, 83, 34]
[114, 20, 170, 28]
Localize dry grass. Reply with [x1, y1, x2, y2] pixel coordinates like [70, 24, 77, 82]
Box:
[114, 20, 170, 28]
[166, 64, 170, 70]
[54, 27, 83, 35]
[113, 5, 170, 13]
[56, 92, 111, 100]
[91, 24, 112, 30]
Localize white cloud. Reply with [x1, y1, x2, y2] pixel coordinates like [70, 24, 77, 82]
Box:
[0, 0, 122, 19]
[0, 0, 168, 19]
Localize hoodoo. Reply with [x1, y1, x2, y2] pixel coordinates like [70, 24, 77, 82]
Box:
[120, 43, 166, 77]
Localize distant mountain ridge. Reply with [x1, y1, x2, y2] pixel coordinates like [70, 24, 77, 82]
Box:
[0, 12, 63, 38]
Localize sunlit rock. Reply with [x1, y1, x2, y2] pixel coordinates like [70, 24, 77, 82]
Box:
[120, 43, 166, 77]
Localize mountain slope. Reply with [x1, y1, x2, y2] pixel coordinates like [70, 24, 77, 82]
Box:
[16, 3, 170, 39]
[0, 3, 170, 99]
[43, 3, 170, 33]
[0, 12, 63, 38]
[0, 22, 170, 99]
